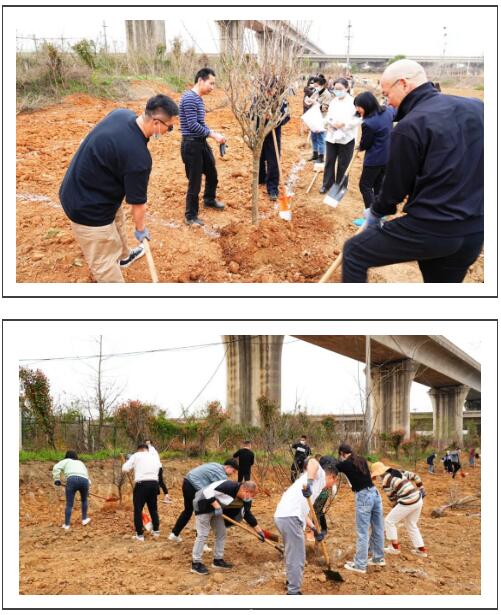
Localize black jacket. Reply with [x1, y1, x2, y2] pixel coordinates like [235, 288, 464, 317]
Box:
[372, 82, 483, 237]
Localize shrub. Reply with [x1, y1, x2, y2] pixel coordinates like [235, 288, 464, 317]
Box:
[72, 39, 97, 69]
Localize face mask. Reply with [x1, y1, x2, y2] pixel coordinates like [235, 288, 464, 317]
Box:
[334, 90, 346, 98]
[242, 497, 253, 503]
[153, 130, 161, 141]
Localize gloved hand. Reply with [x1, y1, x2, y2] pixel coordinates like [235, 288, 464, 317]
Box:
[213, 507, 223, 517]
[134, 227, 150, 242]
[313, 528, 326, 542]
[363, 208, 383, 229]
[54, 480, 62, 487]
[302, 479, 314, 498]
[256, 530, 265, 542]
[420, 487, 427, 498]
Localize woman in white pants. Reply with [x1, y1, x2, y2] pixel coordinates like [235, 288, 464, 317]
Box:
[370, 461, 428, 558]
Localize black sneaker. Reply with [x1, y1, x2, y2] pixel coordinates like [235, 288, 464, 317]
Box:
[269, 192, 279, 201]
[212, 559, 233, 569]
[319, 186, 327, 194]
[191, 562, 209, 575]
[203, 199, 225, 210]
[119, 245, 145, 268]
[185, 217, 205, 226]
[287, 591, 302, 595]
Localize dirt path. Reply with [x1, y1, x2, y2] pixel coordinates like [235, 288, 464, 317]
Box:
[16, 82, 484, 283]
[19, 457, 480, 595]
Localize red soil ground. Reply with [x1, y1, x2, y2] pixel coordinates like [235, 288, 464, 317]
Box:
[19, 457, 480, 595]
[16, 82, 484, 283]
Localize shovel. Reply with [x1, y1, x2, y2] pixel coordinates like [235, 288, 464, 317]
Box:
[306, 494, 344, 582]
[59, 482, 119, 503]
[318, 225, 365, 283]
[322, 150, 359, 208]
[221, 513, 284, 554]
[142, 241, 159, 283]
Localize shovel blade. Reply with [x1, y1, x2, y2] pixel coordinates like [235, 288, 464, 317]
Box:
[325, 569, 344, 582]
[323, 177, 348, 208]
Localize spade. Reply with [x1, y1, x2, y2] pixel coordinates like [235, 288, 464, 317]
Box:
[323, 150, 358, 208]
[306, 494, 344, 582]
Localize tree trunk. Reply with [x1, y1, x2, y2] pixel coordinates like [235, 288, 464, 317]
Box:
[251, 151, 261, 225]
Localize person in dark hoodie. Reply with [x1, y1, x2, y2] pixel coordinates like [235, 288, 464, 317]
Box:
[190, 479, 258, 575]
[352, 91, 396, 226]
[342, 59, 483, 283]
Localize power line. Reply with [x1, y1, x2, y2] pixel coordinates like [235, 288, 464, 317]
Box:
[19, 336, 299, 365]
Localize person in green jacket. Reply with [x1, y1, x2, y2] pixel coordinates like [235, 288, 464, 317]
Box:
[52, 450, 91, 530]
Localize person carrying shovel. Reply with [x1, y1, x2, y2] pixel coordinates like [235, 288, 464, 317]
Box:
[274, 457, 338, 595]
[52, 450, 91, 530]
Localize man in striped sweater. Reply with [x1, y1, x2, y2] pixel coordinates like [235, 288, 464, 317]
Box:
[179, 67, 226, 226]
[371, 461, 428, 558]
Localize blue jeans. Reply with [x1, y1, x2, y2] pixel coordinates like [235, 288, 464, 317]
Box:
[428, 464, 435, 473]
[65, 475, 89, 525]
[354, 486, 385, 569]
[310, 131, 326, 155]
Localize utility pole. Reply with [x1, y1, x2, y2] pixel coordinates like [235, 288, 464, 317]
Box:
[102, 20, 108, 53]
[441, 25, 447, 76]
[365, 335, 372, 453]
[345, 20, 352, 75]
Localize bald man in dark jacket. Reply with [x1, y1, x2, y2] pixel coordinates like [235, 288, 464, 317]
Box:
[342, 60, 483, 283]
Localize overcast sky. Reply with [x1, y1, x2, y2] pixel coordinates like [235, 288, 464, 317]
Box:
[14, 324, 481, 418]
[12, 7, 491, 57]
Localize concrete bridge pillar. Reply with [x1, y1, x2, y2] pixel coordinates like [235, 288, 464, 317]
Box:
[224, 335, 284, 426]
[125, 21, 166, 55]
[370, 359, 420, 439]
[218, 20, 246, 56]
[429, 385, 469, 448]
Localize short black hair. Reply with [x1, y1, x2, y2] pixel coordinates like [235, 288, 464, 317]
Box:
[137, 443, 149, 451]
[334, 77, 350, 89]
[301, 435, 307, 439]
[313, 74, 327, 87]
[195, 67, 215, 83]
[243, 440, 251, 445]
[353, 91, 384, 116]
[65, 450, 78, 460]
[224, 458, 239, 470]
[145, 94, 179, 118]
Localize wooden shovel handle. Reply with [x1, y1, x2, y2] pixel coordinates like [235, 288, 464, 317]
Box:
[221, 513, 283, 552]
[319, 225, 365, 283]
[143, 241, 159, 283]
[306, 494, 331, 568]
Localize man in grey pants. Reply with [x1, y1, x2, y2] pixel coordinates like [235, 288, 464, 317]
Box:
[274, 458, 337, 594]
[191, 479, 258, 575]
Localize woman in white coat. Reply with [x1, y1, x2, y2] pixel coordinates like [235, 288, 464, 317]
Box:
[320, 78, 361, 194]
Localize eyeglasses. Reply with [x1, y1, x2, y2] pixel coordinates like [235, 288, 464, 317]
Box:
[382, 79, 403, 97]
[152, 117, 174, 131]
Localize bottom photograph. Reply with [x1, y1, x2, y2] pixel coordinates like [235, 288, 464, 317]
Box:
[6, 321, 492, 609]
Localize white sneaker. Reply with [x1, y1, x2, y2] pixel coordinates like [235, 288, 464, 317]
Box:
[82, 517, 91, 526]
[168, 532, 182, 543]
[152, 530, 160, 538]
[203, 544, 212, 553]
[61, 524, 70, 530]
[133, 534, 145, 542]
[411, 548, 428, 558]
[163, 495, 172, 504]
[344, 561, 366, 574]
[384, 545, 401, 555]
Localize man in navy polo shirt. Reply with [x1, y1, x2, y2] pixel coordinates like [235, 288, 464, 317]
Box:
[59, 94, 178, 282]
[179, 68, 226, 226]
[342, 59, 483, 283]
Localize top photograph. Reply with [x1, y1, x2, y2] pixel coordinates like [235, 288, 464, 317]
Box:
[7, 6, 496, 296]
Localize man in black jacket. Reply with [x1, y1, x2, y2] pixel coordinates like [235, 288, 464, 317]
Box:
[342, 59, 483, 283]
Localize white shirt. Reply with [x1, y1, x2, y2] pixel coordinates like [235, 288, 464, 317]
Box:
[147, 444, 161, 465]
[274, 466, 326, 528]
[122, 451, 161, 483]
[325, 94, 361, 145]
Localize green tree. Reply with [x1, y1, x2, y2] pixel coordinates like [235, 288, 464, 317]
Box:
[387, 54, 406, 65]
[19, 367, 56, 449]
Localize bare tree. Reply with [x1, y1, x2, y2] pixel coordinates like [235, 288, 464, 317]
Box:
[218, 21, 308, 224]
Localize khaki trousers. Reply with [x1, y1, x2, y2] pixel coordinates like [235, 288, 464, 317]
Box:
[70, 207, 129, 282]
